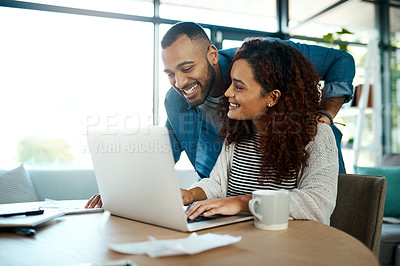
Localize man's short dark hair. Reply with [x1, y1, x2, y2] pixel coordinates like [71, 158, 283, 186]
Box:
[161, 22, 211, 49]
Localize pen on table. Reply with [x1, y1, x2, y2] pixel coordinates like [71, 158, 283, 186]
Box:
[0, 210, 44, 218]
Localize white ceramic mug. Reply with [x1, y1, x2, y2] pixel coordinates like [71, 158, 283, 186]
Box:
[248, 190, 290, 230]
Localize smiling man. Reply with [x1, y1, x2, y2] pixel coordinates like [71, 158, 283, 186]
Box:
[162, 34, 219, 106]
[161, 22, 355, 179]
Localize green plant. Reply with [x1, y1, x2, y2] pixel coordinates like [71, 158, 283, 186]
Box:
[323, 28, 353, 51]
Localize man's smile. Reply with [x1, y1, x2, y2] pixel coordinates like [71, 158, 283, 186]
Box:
[181, 83, 199, 98]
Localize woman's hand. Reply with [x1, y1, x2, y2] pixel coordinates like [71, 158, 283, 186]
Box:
[186, 195, 251, 220]
[180, 187, 207, 206]
[85, 194, 103, 208]
[180, 188, 195, 205]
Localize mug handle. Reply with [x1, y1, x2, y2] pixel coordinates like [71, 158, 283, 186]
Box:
[248, 198, 262, 220]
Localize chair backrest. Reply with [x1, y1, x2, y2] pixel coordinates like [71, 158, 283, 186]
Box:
[330, 173, 386, 257]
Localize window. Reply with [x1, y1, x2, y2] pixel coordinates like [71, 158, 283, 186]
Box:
[222, 40, 242, 49]
[14, 0, 154, 16]
[159, 0, 277, 32]
[0, 7, 153, 169]
[391, 35, 400, 153]
[1, 0, 397, 171]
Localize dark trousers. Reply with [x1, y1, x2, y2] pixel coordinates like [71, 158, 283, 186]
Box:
[331, 125, 346, 173]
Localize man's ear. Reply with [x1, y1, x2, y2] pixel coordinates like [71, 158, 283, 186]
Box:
[207, 45, 219, 65]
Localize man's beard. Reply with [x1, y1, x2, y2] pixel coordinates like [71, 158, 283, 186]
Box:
[188, 61, 216, 107]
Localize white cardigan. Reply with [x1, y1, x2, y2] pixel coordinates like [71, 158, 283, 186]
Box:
[191, 123, 339, 225]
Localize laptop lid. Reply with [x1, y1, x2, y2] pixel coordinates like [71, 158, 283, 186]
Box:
[87, 126, 252, 232]
[88, 126, 189, 231]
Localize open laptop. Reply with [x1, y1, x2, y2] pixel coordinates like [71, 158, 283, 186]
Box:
[87, 126, 252, 232]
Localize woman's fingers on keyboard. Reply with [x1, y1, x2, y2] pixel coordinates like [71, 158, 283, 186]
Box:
[185, 202, 199, 219]
[187, 201, 208, 220]
[85, 194, 102, 208]
[97, 197, 103, 208]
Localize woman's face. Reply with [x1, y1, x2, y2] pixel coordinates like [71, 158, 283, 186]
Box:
[225, 59, 270, 122]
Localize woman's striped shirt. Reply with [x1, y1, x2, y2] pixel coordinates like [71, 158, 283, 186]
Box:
[227, 134, 297, 197]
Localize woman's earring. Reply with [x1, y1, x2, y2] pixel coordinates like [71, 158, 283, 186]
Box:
[268, 103, 271, 107]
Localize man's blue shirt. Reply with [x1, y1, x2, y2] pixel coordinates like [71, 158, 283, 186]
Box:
[165, 39, 355, 178]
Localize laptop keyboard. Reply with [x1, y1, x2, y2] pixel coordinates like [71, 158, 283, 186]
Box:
[187, 214, 223, 223]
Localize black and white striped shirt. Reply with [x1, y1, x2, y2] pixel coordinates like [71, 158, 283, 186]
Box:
[227, 134, 297, 197]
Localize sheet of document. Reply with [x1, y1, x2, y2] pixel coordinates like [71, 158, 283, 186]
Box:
[109, 233, 241, 258]
[39, 199, 104, 214]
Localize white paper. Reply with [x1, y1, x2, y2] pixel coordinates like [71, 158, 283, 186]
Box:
[109, 233, 241, 258]
[40, 199, 104, 214]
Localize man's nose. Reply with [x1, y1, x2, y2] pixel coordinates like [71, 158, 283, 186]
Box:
[174, 73, 188, 90]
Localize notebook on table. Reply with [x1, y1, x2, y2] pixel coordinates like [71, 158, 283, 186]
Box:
[87, 126, 252, 232]
[0, 202, 64, 228]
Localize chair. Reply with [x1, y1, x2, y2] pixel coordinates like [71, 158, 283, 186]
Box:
[380, 153, 400, 266]
[330, 173, 387, 257]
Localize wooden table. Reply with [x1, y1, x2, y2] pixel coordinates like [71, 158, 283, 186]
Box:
[0, 212, 378, 266]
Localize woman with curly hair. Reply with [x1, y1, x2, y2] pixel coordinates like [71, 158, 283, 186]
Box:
[181, 38, 339, 225]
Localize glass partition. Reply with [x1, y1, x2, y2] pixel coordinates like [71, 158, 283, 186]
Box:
[160, 0, 277, 32]
[0, 7, 154, 169]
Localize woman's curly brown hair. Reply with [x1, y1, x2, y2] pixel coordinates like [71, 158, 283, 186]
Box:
[218, 38, 321, 183]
